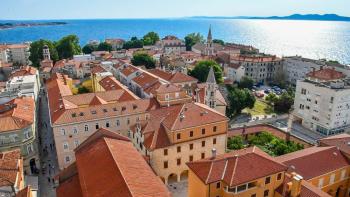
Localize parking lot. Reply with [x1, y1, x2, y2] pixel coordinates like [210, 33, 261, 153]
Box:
[252, 85, 286, 98]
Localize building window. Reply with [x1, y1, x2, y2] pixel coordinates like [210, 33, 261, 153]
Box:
[189, 144, 193, 150]
[318, 178, 324, 188]
[177, 158, 181, 166]
[202, 128, 206, 135]
[251, 194, 256, 197]
[65, 156, 70, 163]
[264, 190, 269, 197]
[164, 149, 168, 156]
[265, 177, 271, 185]
[106, 121, 110, 128]
[341, 170, 347, 180]
[27, 144, 33, 154]
[164, 161, 168, 169]
[116, 119, 120, 126]
[277, 173, 282, 180]
[301, 88, 306, 95]
[330, 173, 335, 184]
[189, 131, 193, 137]
[177, 133, 181, 140]
[95, 123, 99, 130]
[202, 141, 205, 147]
[84, 125, 89, 132]
[216, 182, 221, 189]
[127, 118, 130, 125]
[201, 152, 205, 159]
[177, 146, 181, 153]
[63, 142, 69, 150]
[189, 155, 193, 162]
[213, 126, 217, 132]
[213, 138, 217, 144]
[61, 129, 66, 136]
[73, 127, 78, 134]
[74, 140, 79, 148]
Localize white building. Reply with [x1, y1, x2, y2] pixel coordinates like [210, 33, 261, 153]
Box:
[156, 36, 186, 54]
[293, 67, 350, 136]
[0, 44, 31, 65]
[4, 75, 39, 101]
[283, 56, 325, 85]
[73, 54, 95, 62]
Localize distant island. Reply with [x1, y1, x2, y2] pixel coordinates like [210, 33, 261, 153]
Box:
[192, 14, 350, 22]
[0, 21, 67, 30]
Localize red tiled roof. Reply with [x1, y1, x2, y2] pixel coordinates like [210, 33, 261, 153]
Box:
[187, 146, 287, 187]
[132, 72, 159, 89]
[56, 174, 83, 197]
[57, 128, 171, 197]
[276, 146, 349, 180]
[148, 69, 197, 83]
[120, 65, 139, 77]
[155, 83, 181, 94]
[0, 97, 34, 133]
[0, 149, 22, 187]
[319, 134, 350, 156]
[10, 66, 37, 79]
[141, 102, 228, 150]
[91, 65, 106, 74]
[306, 68, 346, 81]
[98, 76, 123, 91]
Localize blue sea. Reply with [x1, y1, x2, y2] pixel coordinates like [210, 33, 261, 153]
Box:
[1, 18, 350, 64]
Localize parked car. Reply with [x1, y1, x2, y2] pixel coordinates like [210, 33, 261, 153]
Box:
[264, 89, 271, 94]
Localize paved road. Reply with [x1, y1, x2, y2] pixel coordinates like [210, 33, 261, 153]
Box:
[38, 88, 58, 197]
[273, 119, 325, 144]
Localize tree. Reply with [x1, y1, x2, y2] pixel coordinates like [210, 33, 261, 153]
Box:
[184, 33, 204, 51]
[189, 60, 223, 83]
[213, 39, 225, 46]
[82, 44, 97, 54]
[143, 32, 160, 46]
[227, 136, 245, 150]
[226, 87, 256, 117]
[273, 92, 294, 113]
[55, 35, 82, 59]
[265, 93, 278, 105]
[78, 86, 90, 94]
[131, 52, 156, 69]
[123, 37, 144, 49]
[97, 42, 113, 51]
[238, 76, 254, 89]
[29, 39, 59, 67]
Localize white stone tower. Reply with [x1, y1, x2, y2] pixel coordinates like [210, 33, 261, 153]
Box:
[43, 45, 51, 60]
[206, 66, 217, 109]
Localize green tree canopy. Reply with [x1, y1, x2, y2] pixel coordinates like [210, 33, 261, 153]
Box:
[213, 39, 225, 46]
[227, 136, 244, 150]
[131, 52, 156, 69]
[189, 60, 223, 83]
[238, 76, 254, 89]
[29, 39, 59, 67]
[184, 33, 205, 51]
[226, 86, 256, 118]
[97, 42, 113, 52]
[143, 32, 160, 46]
[82, 44, 97, 54]
[55, 35, 82, 59]
[123, 37, 144, 49]
[273, 92, 294, 113]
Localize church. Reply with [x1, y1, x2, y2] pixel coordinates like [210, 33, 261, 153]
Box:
[191, 26, 225, 56]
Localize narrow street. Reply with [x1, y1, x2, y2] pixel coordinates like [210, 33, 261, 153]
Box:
[37, 88, 58, 197]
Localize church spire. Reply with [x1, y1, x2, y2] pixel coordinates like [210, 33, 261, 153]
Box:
[207, 25, 212, 42]
[206, 66, 216, 84]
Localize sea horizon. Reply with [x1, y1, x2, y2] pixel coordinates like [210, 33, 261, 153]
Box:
[1, 18, 350, 64]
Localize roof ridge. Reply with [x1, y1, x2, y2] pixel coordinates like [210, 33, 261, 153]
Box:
[221, 159, 229, 180]
[104, 138, 134, 197]
[229, 156, 239, 186]
[205, 161, 214, 184]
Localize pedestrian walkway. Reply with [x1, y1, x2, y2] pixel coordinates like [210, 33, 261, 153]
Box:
[37, 89, 58, 197]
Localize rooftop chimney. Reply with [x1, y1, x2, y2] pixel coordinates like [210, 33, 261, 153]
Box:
[211, 148, 217, 159]
[291, 173, 303, 197]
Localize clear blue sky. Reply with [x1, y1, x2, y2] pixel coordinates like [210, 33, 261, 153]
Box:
[1, 0, 350, 20]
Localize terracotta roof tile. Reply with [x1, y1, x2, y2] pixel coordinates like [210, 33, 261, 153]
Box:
[187, 146, 287, 187]
[319, 134, 350, 155]
[0, 97, 34, 133]
[132, 72, 159, 89]
[0, 149, 22, 187]
[57, 128, 171, 197]
[16, 186, 33, 197]
[276, 146, 349, 180]
[306, 67, 346, 81]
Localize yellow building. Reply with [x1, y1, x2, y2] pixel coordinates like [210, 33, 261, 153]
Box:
[187, 146, 287, 197]
[130, 101, 229, 184]
[187, 142, 350, 197]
